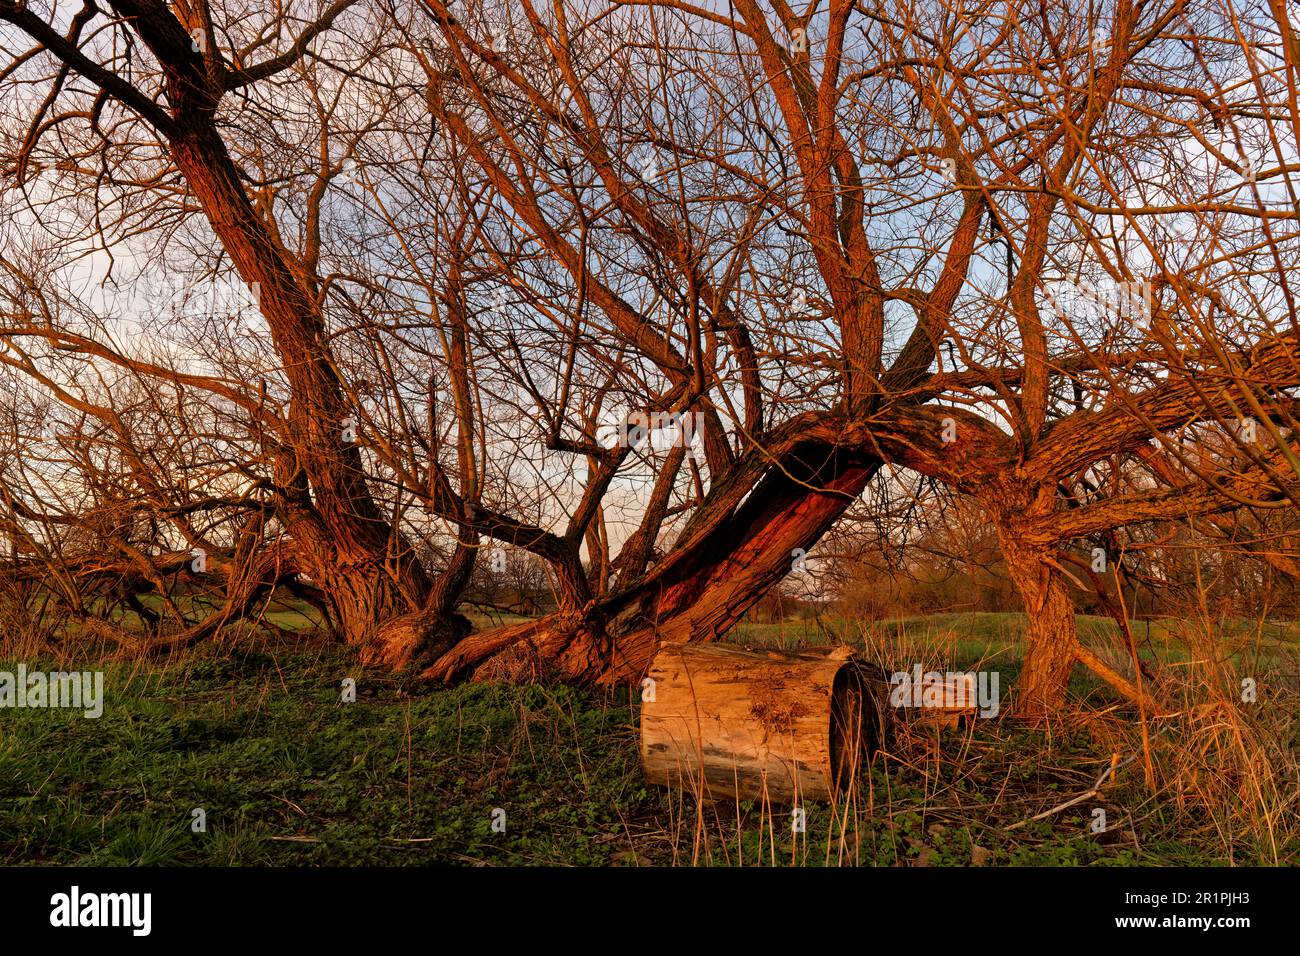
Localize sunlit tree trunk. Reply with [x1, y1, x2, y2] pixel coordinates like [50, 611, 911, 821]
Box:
[426, 444, 879, 683]
[997, 526, 1081, 718]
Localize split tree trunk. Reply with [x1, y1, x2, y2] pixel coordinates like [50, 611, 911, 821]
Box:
[425, 444, 880, 684]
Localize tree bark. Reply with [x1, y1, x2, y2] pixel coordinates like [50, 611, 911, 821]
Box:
[1002, 537, 1080, 718]
[424, 443, 880, 684]
[995, 488, 1082, 718]
[103, 7, 450, 661]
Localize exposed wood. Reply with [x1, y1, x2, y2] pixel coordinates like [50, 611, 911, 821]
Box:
[900, 672, 980, 729]
[640, 643, 885, 804]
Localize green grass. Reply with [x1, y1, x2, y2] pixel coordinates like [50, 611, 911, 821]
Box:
[63, 590, 1300, 668]
[1, 622, 1294, 865]
[735, 611, 1300, 667]
[0, 647, 647, 865]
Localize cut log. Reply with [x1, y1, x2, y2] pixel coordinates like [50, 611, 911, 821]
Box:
[640, 642, 885, 804]
[899, 671, 980, 729]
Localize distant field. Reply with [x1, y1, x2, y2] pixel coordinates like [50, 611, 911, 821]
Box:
[731, 611, 1300, 663]
[84, 594, 1300, 643]
[50, 600, 1299, 690]
[56, 593, 1300, 658]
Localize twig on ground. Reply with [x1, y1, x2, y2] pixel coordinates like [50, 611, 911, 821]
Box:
[1006, 752, 1135, 831]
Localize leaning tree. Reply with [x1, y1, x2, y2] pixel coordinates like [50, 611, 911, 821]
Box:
[387, 0, 1300, 717]
[1, 0, 1298, 717]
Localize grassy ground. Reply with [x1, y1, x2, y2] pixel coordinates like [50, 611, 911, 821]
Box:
[735, 610, 1300, 659]
[1, 611, 1295, 865]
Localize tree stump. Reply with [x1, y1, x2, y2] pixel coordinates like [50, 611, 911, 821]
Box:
[640, 642, 885, 804]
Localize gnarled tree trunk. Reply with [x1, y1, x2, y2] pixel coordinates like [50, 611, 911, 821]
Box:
[998, 527, 1081, 718]
[424, 443, 880, 684]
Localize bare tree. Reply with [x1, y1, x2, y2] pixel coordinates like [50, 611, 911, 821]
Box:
[1, 0, 1298, 720]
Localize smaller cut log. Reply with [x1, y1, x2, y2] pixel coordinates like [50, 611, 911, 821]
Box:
[640, 642, 885, 804]
[899, 672, 979, 729]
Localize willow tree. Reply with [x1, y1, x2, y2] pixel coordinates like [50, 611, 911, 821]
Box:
[2, 0, 1297, 718]
[395, 0, 1300, 718]
[0, 0, 486, 660]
